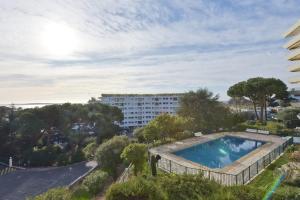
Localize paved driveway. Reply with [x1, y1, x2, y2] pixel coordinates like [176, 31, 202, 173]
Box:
[0, 161, 97, 200]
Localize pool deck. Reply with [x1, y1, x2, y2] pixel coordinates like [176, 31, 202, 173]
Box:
[149, 132, 287, 175]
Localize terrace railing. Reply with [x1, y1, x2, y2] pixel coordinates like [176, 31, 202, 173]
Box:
[116, 163, 133, 183]
[154, 137, 293, 186]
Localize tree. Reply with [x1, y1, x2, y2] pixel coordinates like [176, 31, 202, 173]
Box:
[228, 78, 288, 122]
[227, 81, 246, 112]
[178, 89, 231, 133]
[142, 114, 188, 142]
[95, 136, 129, 177]
[121, 143, 147, 175]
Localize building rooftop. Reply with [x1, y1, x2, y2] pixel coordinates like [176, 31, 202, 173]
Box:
[284, 20, 300, 38]
[101, 93, 184, 97]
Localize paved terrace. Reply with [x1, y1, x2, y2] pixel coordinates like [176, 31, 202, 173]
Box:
[149, 132, 287, 175]
[0, 161, 97, 200]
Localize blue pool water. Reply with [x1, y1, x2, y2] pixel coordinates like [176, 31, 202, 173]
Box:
[173, 136, 265, 169]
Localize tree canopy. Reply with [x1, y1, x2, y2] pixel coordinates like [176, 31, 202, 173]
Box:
[227, 77, 288, 122]
[178, 89, 233, 133]
[121, 143, 147, 175]
[141, 113, 189, 143]
[0, 102, 123, 167]
[95, 135, 129, 177]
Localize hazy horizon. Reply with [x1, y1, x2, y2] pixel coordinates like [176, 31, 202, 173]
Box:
[0, 0, 300, 104]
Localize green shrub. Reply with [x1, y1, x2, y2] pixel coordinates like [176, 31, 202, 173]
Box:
[226, 186, 263, 200]
[82, 141, 97, 160]
[95, 136, 129, 177]
[158, 173, 219, 200]
[71, 185, 91, 200]
[105, 176, 166, 200]
[121, 143, 147, 175]
[32, 187, 71, 200]
[82, 170, 110, 196]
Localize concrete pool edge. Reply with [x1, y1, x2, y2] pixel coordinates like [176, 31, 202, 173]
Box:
[149, 132, 292, 185]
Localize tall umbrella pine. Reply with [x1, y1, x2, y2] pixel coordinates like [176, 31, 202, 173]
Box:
[228, 78, 288, 123]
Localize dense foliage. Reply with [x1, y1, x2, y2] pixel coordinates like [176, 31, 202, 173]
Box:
[105, 176, 167, 200]
[121, 143, 147, 175]
[105, 174, 264, 200]
[0, 103, 123, 166]
[178, 89, 237, 133]
[31, 187, 71, 200]
[95, 135, 130, 177]
[141, 113, 190, 143]
[82, 170, 110, 196]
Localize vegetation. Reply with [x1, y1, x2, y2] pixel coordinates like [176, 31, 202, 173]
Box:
[240, 121, 296, 136]
[30, 169, 112, 200]
[105, 173, 264, 200]
[228, 77, 288, 122]
[121, 143, 147, 175]
[105, 176, 167, 200]
[0, 103, 123, 167]
[31, 187, 71, 200]
[178, 88, 240, 133]
[142, 113, 190, 143]
[81, 170, 110, 196]
[277, 108, 300, 128]
[250, 145, 300, 200]
[95, 135, 130, 177]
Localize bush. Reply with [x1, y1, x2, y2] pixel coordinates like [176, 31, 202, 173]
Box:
[105, 176, 166, 200]
[82, 170, 110, 196]
[158, 173, 219, 200]
[32, 187, 71, 200]
[71, 185, 91, 200]
[226, 186, 263, 200]
[82, 141, 97, 160]
[133, 127, 146, 143]
[121, 143, 147, 175]
[95, 136, 129, 176]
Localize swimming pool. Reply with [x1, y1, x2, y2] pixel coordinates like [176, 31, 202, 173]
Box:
[173, 136, 266, 168]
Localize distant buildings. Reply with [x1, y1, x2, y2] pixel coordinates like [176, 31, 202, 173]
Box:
[99, 93, 183, 130]
[284, 19, 300, 83]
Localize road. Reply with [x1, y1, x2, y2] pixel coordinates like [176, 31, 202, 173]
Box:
[0, 161, 97, 200]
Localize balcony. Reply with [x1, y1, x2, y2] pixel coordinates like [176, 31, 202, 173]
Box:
[288, 48, 300, 61]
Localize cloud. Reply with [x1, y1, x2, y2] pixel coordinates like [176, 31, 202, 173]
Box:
[0, 0, 299, 103]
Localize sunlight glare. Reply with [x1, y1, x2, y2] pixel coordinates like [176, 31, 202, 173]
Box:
[41, 22, 78, 57]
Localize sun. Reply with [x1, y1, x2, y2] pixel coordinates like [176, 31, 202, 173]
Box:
[41, 22, 78, 57]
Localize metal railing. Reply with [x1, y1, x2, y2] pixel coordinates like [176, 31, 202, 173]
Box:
[155, 138, 293, 186]
[117, 163, 133, 183]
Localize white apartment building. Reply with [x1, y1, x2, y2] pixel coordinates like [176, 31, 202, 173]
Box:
[99, 93, 183, 129]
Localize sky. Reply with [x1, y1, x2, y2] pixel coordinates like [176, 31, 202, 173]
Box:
[0, 0, 300, 104]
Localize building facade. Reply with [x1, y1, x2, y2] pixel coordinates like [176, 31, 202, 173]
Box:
[284, 19, 300, 83]
[99, 93, 183, 129]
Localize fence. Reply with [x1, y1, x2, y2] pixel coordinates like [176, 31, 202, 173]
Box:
[117, 163, 133, 183]
[155, 137, 293, 186]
